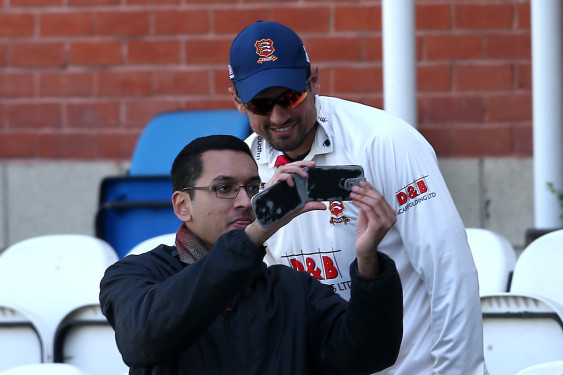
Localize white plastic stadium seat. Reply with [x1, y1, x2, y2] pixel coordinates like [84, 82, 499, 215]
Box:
[0, 303, 44, 371]
[0, 363, 89, 375]
[53, 303, 127, 374]
[481, 293, 563, 375]
[510, 229, 563, 307]
[465, 228, 517, 295]
[126, 232, 176, 256]
[515, 360, 563, 375]
[0, 234, 119, 362]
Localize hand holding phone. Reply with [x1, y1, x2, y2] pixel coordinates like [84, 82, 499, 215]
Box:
[252, 165, 365, 227]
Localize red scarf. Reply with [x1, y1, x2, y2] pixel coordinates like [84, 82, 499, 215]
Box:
[175, 224, 209, 265]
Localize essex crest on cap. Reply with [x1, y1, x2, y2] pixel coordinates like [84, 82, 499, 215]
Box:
[255, 39, 277, 63]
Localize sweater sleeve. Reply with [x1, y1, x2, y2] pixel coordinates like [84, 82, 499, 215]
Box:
[99, 229, 265, 366]
[375, 122, 486, 374]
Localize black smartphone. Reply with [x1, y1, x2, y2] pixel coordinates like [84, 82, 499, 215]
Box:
[251, 181, 306, 227]
[299, 165, 365, 202]
[252, 165, 365, 227]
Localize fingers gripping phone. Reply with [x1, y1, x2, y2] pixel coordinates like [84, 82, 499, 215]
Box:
[252, 165, 365, 227]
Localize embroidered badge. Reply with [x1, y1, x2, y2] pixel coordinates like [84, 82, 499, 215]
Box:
[329, 201, 350, 225]
[254, 39, 278, 63]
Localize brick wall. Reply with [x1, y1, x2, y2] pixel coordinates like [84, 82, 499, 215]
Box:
[0, 0, 532, 160]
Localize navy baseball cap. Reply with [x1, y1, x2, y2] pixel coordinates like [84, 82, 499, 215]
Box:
[228, 21, 311, 104]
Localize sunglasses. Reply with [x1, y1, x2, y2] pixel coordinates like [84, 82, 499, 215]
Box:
[244, 89, 308, 116]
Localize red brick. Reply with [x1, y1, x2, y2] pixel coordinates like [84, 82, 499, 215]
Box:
[182, 98, 235, 111]
[365, 36, 383, 61]
[456, 64, 513, 91]
[0, 72, 34, 97]
[68, 0, 119, 5]
[40, 12, 94, 37]
[8, 103, 62, 129]
[38, 133, 97, 159]
[418, 127, 452, 156]
[516, 2, 531, 30]
[70, 41, 123, 66]
[334, 6, 382, 31]
[306, 37, 362, 62]
[0, 43, 6, 67]
[512, 124, 533, 155]
[154, 70, 210, 95]
[486, 33, 531, 59]
[184, 0, 237, 4]
[39, 72, 93, 97]
[333, 67, 382, 93]
[10, 0, 61, 6]
[128, 0, 179, 4]
[11, 42, 65, 68]
[486, 94, 532, 122]
[418, 64, 452, 91]
[185, 39, 233, 64]
[124, 100, 183, 128]
[154, 10, 209, 35]
[272, 8, 330, 33]
[415, 36, 424, 61]
[128, 40, 181, 65]
[213, 69, 235, 96]
[451, 126, 511, 156]
[425, 34, 483, 60]
[0, 132, 36, 158]
[516, 63, 531, 90]
[98, 132, 138, 159]
[98, 71, 152, 97]
[67, 101, 120, 128]
[0, 14, 34, 37]
[97, 11, 150, 36]
[417, 4, 451, 30]
[455, 4, 513, 29]
[425, 96, 485, 123]
[213, 10, 271, 34]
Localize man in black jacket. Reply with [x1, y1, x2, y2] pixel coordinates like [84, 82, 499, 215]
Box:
[99, 135, 403, 375]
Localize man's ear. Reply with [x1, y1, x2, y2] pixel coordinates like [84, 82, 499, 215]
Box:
[228, 86, 248, 115]
[172, 191, 192, 223]
[309, 65, 321, 95]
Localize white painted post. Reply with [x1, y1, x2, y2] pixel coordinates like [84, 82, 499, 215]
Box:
[531, 0, 563, 227]
[382, 0, 417, 128]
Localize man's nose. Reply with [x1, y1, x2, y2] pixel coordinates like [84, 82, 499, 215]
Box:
[234, 187, 252, 207]
[269, 104, 291, 124]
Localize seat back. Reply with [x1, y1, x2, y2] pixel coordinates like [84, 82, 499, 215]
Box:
[510, 229, 563, 305]
[126, 233, 176, 256]
[129, 109, 251, 176]
[465, 228, 517, 295]
[0, 235, 118, 362]
[95, 175, 180, 258]
[0, 363, 90, 375]
[515, 360, 563, 375]
[0, 304, 44, 371]
[54, 304, 128, 375]
[481, 293, 563, 375]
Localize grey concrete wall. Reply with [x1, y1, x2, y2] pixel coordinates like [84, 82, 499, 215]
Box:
[0, 157, 538, 253]
[439, 158, 535, 251]
[0, 161, 128, 251]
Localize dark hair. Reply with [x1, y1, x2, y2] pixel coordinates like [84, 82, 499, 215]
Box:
[171, 135, 254, 195]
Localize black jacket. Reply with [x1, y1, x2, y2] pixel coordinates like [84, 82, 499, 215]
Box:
[99, 229, 403, 375]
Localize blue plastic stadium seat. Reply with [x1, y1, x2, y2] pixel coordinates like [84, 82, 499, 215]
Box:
[129, 109, 251, 176]
[95, 176, 180, 258]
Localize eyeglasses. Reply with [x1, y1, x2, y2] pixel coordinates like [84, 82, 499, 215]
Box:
[182, 183, 261, 199]
[244, 89, 308, 116]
